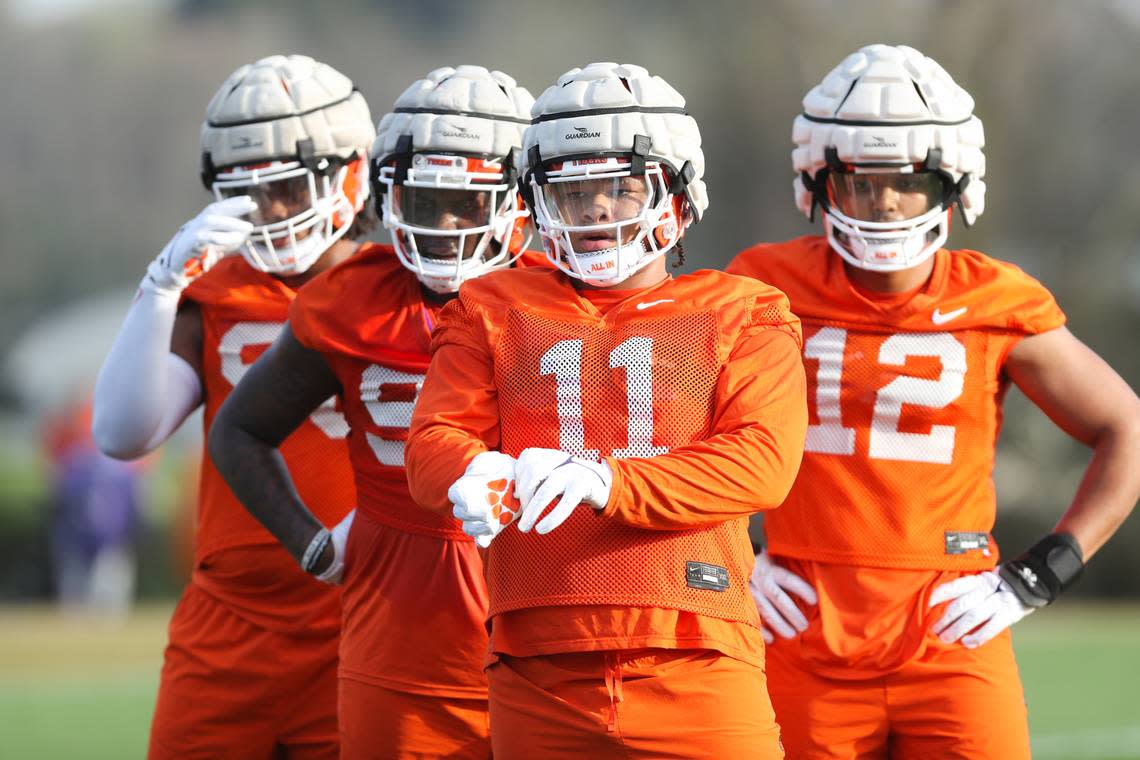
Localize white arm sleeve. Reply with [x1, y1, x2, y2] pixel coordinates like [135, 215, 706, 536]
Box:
[92, 287, 204, 459]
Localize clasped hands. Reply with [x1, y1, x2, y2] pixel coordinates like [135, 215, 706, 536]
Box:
[448, 448, 612, 548]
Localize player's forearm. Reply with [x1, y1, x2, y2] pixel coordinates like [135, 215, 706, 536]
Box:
[92, 289, 201, 458]
[407, 339, 500, 512]
[602, 329, 807, 530]
[603, 422, 805, 530]
[1054, 417, 1140, 560]
[406, 423, 488, 513]
[208, 324, 344, 562]
[207, 416, 325, 563]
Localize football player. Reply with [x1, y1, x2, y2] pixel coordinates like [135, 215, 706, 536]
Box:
[92, 55, 374, 759]
[405, 62, 808, 758]
[729, 44, 1140, 758]
[207, 66, 536, 758]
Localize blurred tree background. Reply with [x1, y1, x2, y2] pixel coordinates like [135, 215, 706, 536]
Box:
[0, 0, 1137, 599]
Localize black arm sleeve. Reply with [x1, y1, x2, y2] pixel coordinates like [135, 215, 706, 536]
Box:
[207, 324, 344, 565]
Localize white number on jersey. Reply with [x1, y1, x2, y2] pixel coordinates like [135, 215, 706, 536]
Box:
[539, 337, 668, 460]
[218, 322, 348, 439]
[359, 364, 425, 466]
[803, 328, 967, 464]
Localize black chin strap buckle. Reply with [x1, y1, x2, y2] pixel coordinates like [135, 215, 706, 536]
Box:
[297, 137, 319, 173]
[199, 152, 217, 190]
[669, 160, 695, 195]
[392, 134, 414, 186]
[630, 134, 651, 176]
[520, 144, 546, 209]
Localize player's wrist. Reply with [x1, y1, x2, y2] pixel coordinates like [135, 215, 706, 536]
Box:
[998, 532, 1084, 608]
[311, 542, 337, 579]
[301, 527, 333, 575]
[138, 264, 185, 301]
[571, 457, 612, 510]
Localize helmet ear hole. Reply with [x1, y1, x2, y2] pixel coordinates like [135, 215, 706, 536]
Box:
[652, 195, 686, 249]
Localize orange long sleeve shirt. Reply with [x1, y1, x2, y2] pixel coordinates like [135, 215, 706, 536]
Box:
[406, 266, 807, 666]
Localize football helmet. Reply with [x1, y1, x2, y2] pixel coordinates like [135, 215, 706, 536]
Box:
[522, 62, 707, 287]
[199, 55, 375, 274]
[371, 66, 534, 293]
[793, 44, 986, 271]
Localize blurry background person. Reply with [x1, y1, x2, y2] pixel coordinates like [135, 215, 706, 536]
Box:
[44, 395, 141, 617]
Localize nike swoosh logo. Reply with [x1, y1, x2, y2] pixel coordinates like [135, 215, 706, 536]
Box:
[636, 299, 674, 311]
[931, 306, 968, 325]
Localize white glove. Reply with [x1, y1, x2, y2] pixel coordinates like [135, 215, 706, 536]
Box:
[515, 447, 612, 535]
[749, 551, 818, 644]
[449, 452, 520, 548]
[314, 510, 356, 585]
[929, 569, 1034, 649]
[141, 196, 257, 297]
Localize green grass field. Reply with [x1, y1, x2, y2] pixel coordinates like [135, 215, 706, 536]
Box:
[1, 603, 1137, 759]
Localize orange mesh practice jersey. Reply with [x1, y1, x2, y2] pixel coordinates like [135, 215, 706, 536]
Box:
[184, 256, 355, 561]
[728, 236, 1065, 571]
[407, 266, 808, 664]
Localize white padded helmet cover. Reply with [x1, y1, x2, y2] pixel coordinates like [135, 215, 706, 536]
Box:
[371, 66, 533, 165]
[201, 55, 374, 172]
[523, 62, 708, 222]
[792, 44, 986, 224]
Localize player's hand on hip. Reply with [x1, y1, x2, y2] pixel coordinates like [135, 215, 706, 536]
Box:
[142, 196, 257, 296]
[515, 447, 612, 535]
[749, 550, 818, 644]
[929, 569, 1033, 649]
[448, 451, 520, 548]
[313, 509, 355, 584]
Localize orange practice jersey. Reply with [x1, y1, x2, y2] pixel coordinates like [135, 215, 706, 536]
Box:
[728, 236, 1065, 571]
[184, 257, 356, 560]
[290, 243, 464, 538]
[407, 266, 808, 666]
[291, 242, 556, 700]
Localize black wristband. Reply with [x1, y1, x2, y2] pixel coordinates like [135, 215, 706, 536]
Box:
[301, 528, 332, 575]
[998, 532, 1084, 608]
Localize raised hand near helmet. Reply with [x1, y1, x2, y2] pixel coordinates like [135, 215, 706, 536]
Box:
[142, 196, 257, 297]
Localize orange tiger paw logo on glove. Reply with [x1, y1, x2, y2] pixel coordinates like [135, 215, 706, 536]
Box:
[487, 478, 521, 526]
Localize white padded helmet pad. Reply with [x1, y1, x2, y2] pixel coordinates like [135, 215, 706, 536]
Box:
[200, 55, 374, 176]
[371, 65, 533, 168]
[523, 62, 707, 222]
[793, 44, 986, 225]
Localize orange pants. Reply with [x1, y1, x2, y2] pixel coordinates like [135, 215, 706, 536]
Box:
[339, 678, 490, 759]
[148, 582, 339, 760]
[766, 629, 1030, 759]
[487, 648, 784, 759]
[337, 511, 491, 758]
